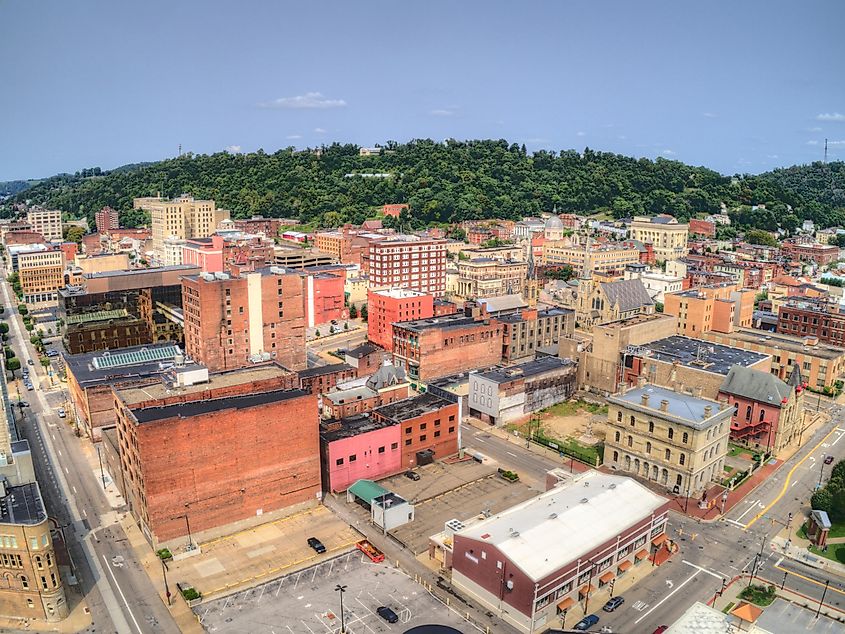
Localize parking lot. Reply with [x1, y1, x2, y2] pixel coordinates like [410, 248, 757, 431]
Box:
[755, 599, 842, 633]
[196, 550, 478, 633]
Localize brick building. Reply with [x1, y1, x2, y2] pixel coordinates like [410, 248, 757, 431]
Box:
[391, 303, 504, 383]
[182, 235, 225, 273]
[688, 219, 716, 237]
[777, 299, 845, 346]
[94, 207, 119, 233]
[370, 393, 459, 468]
[298, 363, 357, 394]
[114, 385, 319, 545]
[663, 283, 755, 337]
[382, 204, 408, 218]
[321, 363, 409, 420]
[181, 268, 306, 373]
[367, 287, 435, 351]
[499, 307, 575, 363]
[368, 236, 447, 295]
[232, 216, 281, 237]
[319, 415, 404, 492]
[780, 241, 839, 267]
[302, 266, 347, 328]
[344, 343, 384, 377]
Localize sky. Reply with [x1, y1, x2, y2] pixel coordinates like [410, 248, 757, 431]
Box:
[1, 0, 844, 180]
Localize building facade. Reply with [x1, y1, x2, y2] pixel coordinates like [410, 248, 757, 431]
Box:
[663, 284, 755, 337]
[367, 288, 435, 351]
[94, 207, 119, 233]
[25, 208, 62, 242]
[777, 299, 845, 346]
[136, 195, 230, 254]
[454, 259, 528, 300]
[17, 248, 64, 303]
[629, 215, 689, 262]
[368, 237, 447, 296]
[605, 384, 732, 496]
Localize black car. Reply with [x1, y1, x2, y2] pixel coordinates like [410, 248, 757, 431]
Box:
[404, 470, 421, 481]
[603, 596, 624, 612]
[26, 359, 34, 366]
[376, 606, 399, 624]
[307, 537, 326, 554]
[825, 455, 834, 465]
[574, 614, 600, 631]
[19, 401, 30, 408]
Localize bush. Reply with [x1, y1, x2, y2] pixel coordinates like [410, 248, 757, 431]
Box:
[156, 548, 172, 560]
[739, 584, 776, 607]
[181, 587, 200, 601]
[17, 304, 27, 315]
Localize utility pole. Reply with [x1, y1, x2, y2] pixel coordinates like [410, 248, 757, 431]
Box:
[162, 558, 172, 606]
[335, 584, 347, 633]
[819, 455, 827, 489]
[815, 579, 830, 619]
[95, 444, 107, 489]
[824, 138, 828, 164]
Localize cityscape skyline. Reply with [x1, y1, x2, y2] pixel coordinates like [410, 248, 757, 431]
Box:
[1, 0, 844, 180]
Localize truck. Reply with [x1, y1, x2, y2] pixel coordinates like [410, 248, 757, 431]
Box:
[356, 539, 385, 563]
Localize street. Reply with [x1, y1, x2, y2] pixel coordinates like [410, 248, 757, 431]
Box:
[1, 275, 179, 634]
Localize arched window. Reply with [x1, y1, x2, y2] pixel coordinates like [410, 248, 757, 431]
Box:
[627, 435, 633, 448]
[648, 421, 654, 433]
[759, 408, 765, 422]
[19, 575, 28, 590]
[682, 432, 689, 444]
[613, 451, 619, 462]
[624, 455, 631, 470]
[668, 427, 674, 440]
[679, 453, 686, 466]
[646, 442, 652, 454]
[615, 431, 621, 442]
[745, 405, 752, 421]
[630, 415, 636, 426]
[665, 448, 671, 460]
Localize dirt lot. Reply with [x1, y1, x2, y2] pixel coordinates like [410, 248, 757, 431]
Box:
[196, 550, 481, 633]
[509, 399, 608, 443]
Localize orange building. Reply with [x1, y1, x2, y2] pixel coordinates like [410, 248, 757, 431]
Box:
[663, 283, 754, 336]
[367, 287, 434, 351]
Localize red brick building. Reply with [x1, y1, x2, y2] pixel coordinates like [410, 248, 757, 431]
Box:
[382, 204, 408, 218]
[391, 302, 503, 382]
[181, 268, 306, 373]
[233, 216, 281, 237]
[781, 241, 839, 267]
[688, 219, 716, 237]
[3, 231, 46, 247]
[95, 206, 119, 233]
[114, 386, 318, 545]
[777, 299, 845, 346]
[367, 288, 435, 351]
[371, 393, 459, 468]
[368, 237, 447, 296]
[303, 266, 348, 328]
[298, 363, 357, 395]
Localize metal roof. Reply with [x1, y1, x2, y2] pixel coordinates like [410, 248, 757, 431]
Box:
[347, 479, 389, 505]
[92, 345, 181, 370]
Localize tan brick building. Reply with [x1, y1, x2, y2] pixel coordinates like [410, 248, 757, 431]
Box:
[182, 268, 306, 373]
[629, 215, 689, 262]
[135, 195, 230, 255]
[17, 248, 64, 303]
[663, 283, 754, 337]
[605, 384, 732, 496]
[25, 207, 62, 242]
[453, 259, 528, 299]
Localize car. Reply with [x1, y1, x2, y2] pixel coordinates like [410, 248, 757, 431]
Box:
[404, 470, 421, 481]
[47, 350, 59, 357]
[57, 408, 66, 418]
[825, 455, 834, 464]
[306, 537, 326, 554]
[26, 359, 34, 365]
[652, 627, 669, 634]
[376, 606, 399, 624]
[602, 596, 625, 612]
[573, 614, 600, 631]
[25, 383, 33, 391]
[18, 401, 29, 408]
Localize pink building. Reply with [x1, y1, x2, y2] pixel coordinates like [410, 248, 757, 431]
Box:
[183, 235, 225, 273]
[319, 415, 402, 492]
[303, 266, 348, 328]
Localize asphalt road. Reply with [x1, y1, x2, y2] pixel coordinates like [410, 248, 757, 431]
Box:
[2, 277, 179, 634]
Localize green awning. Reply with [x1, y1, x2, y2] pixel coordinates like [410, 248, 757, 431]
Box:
[347, 479, 389, 504]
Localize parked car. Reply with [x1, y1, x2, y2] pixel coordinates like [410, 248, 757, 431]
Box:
[19, 401, 29, 408]
[26, 358, 34, 365]
[652, 627, 669, 634]
[573, 614, 600, 631]
[825, 455, 834, 464]
[306, 537, 326, 554]
[404, 470, 421, 481]
[25, 383, 33, 391]
[57, 408, 66, 418]
[47, 350, 59, 357]
[603, 596, 625, 612]
[376, 606, 399, 624]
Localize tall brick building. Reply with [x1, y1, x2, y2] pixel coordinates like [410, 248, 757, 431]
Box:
[368, 236, 447, 295]
[94, 206, 119, 233]
[391, 302, 503, 382]
[367, 287, 435, 351]
[182, 268, 306, 372]
[114, 381, 319, 545]
[777, 299, 845, 346]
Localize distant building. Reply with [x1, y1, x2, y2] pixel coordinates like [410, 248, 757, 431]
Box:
[543, 240, 640, 273]
[499, 307, 575, 364]
[94, 206, 119, 233]
[181, 268, 307, 373]
[469, 357, 577, 425]
[777, 298, 845, 346]
[321, 363, 409, 420]
[368, 288, 435, 351]
[15, 246, 64, 303]
[232, 216, 281, 237]
[135, 194, 230, 255]
[298, 363, 357, 395]
[26, 207, 63, 242]
[368, 236, 447, 295]
[663, 284, 755, 337]
[688, 219, 716, 237]
[344, 343, 384, 377]
[454, 259, 528, 300]
[629, 215, 689, 262]
[382, 203, 408, 218]
[605, 384, 732, 496]
[780, 241, 838, 267]
[448, 471, 670, 633]
[182, 235, 225, 273]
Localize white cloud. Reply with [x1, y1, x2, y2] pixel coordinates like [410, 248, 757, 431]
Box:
[225, 145, 241, 153]
[661, 149, 676, 156]
[808, 126, 823, 132]
[430, 108, 456, 117]
[576, 131, 586, 137]
[259, 92, 346, 109]
[286, 134, 302, 140]
[816, 112, 845, 122]
[702, 112, 717, 118]
[767, 154, 779, 159]
[828, 140, 845, 146]
[807, 140, 819, 145]
[314, 127, 326, 134]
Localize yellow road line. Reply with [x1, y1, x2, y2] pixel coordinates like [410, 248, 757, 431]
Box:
[744, 425, 840, 530]
[773, 563, 845, 597]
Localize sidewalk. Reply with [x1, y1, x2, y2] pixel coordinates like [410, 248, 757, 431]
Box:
[772, 534, 845, 579]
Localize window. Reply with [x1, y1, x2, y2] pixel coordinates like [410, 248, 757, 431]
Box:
[420, 435, 427, 442]
[646, 442, 651, 454]
[405, 439, 412, 446]
[617, 411, 623, 422]
[378, 446, 385, 454]
[679, 453, 686, 466]
[613, 451, 619, 462]
[391, 442, 398, 450]
[627, 435, 633, 448]
[665, 448, 671, 460]
[745, 405, 752, 421]
[630, 415, 636, 426]
[20, 575, 28, 590]
[759, 409, 765, 422]
[668, 427, 674, 440]
[615, 431, 620, 442]
[648, 421, 654, 433]
[434, 430, 440, 438]
[682, 432, 689, 444]
[349, 454, 357, 463]
[405, 427, 412, 435]
[449, 426, 455, 433]
[420, 423, 427, 430]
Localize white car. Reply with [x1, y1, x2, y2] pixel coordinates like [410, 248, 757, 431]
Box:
[57, 408, 66, 418]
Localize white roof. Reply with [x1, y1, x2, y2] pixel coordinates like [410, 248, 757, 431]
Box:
[666, 602, 772, 634]
[457, 471, 666, 581]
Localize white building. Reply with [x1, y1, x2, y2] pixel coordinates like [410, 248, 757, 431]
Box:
[26, 207, 63, 242]
[623, 265, 685, 303]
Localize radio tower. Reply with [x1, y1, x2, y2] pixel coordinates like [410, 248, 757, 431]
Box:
[824, 138, 828, 164]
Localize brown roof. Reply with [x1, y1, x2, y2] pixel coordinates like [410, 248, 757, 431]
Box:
[557, 597, 575, 611]
[635, 549, 649, 560]
[731, 601, 763, 623]
[599, 571, 615, 584]
[617, 560, 632, 572]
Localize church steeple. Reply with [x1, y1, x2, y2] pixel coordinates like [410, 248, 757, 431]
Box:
[787, 364, 802, 389]
[580, 232, 594, 280]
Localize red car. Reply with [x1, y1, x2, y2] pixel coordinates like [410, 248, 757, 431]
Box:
[652, 627, 668, 634]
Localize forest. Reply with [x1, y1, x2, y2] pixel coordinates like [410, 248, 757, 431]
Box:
[4, 139, 844, 232]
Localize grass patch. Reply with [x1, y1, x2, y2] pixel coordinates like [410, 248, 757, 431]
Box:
[728, 443, 750, 458]
[722, 601, 735, 614]
[796, 524, 808, 540]
[542, 399, 607, 417]
[723, 465, 734, 473]
[739, 584, 777, 607]
[829, 522, 845, 539]
[808, 543, 845, 565]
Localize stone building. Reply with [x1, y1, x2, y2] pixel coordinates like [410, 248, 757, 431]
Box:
[605, 384, 732, 497]
[629, 215, 689, 262]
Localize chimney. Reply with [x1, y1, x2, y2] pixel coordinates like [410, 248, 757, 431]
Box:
[673, 382, 685, 394]
[659, 399, 669, 412]
[703, 405, 713, 418]
[637, 375, 647, 388]
[694, 386, 703, 398]
[641, 394, 650, 407]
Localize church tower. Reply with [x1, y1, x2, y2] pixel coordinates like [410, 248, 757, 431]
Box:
[524, 238, 539, 307]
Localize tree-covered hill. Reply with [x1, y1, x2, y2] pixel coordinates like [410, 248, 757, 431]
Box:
[5, 139, 844, 231]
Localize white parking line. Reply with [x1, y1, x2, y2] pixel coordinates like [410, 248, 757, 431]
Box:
[635, 570, 700, 624]
[101, 554, 144, 634]
[275, 577, 286, 597]
[725, 519, 746, 528]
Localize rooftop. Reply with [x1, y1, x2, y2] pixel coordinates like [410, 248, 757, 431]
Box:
[323, 385, 376, 404]
[640, 335, 769, 375]
[478, 357, 576, 384]
[609, 385, 732, 429]
[714, 328, 845, 360]
[319, 414, 396, 442]
[456, 471, 666, 582]
[346, 343, 380, 359]
[665, 601, 772, 634]
[719, 365, 792, 405]
[131, 389, 308, 424]
[298, 363, 355, 379]
[0, 482, 47, 526]
[394, 313, 481, 333]
[84, 264, 198, 279]
[65, 343, 183, 386]
[373, 393, 453, 422]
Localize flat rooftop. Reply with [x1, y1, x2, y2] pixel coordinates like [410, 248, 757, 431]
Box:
[711, 328, 845, 360]
[131, 389, 309, 424]
[609, 384, 731, 429]
[479, 357, 575, 384]
[370, 287, 429, 299]
[65, 343, 183, 386]
[118, 363, 292, 405]
[84, 264, 199, 279]
[373, 393, 453, 422]
[640, 335, 769, 375]
[0, 482, 47, 526]
[394, 313, 480, 333]
[298, 363, 354, 379]
[320, 413, 396, 442]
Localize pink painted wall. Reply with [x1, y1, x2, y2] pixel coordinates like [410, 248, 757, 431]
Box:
[720, 392, 782, 448]
[183, 235, 225, 273]
[325, 424, 402, 492]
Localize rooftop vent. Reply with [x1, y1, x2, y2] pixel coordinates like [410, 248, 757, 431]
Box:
[580, 498, 589, 504]
[549, 512, 558, 520]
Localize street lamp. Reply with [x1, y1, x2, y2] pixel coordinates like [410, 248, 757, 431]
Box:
[161, 558, 172, 606]
[335, 584, 347, 633]
[172, 513, 195, 551]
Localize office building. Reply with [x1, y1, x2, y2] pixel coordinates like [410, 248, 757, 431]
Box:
[16, 247, 64, 303]
[367, 288, 435, 351]
[94, 207, 119, 233]
[629, 215, 689, 262]
[368, 236, 447, 295]
[135, 194, 230, 254]
[25, 207, 62, 242]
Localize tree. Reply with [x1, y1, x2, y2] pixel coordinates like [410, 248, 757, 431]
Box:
[360, 304, 368, 322]
[63, 226, 85, 244]
[0, 323, 8, 335]
[349, 304, 358, 319]
[744, 229, 778, 247]
[655, 302, 664, 313]
[5, 358, 20, 376]
[17, 304, 27, 315]
[344, 322, 349, 330]
[315, 329, 321, 338]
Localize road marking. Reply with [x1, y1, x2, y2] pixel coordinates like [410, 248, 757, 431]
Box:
[101, 554, 144, 634]
[635, 570, 700, 624]
[632, 600, 648, 611]
[832, 432, 844, 447]
[772, 563, 845, 597]
[72, 486, 77, 494]
[682, 560, 723, 580]
[746, 425, 841, 530]
[725, 519, 746, 528]
[734, 500, 759, 522]
[506, 451, 517, 457]
[64, 467, 69, 475]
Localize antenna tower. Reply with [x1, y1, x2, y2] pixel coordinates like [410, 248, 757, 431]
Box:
[824, 138, 828, 164]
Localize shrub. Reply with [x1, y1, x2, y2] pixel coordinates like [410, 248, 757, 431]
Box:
[181, 587, 200, 601]
[156, 548, 172, 560]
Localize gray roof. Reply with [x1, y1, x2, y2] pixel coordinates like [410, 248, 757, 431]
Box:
[641, 336, 769, 375]
[610, 384, 732, 430]
[478, 357, 576, 384]
[600, 278, 654, 312]
[719, 365, 792, 406]
[810, 509, 832, 529]
[366, 363, 406, 390]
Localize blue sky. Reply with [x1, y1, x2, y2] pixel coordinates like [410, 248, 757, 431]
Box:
[1, 0, 843, 180]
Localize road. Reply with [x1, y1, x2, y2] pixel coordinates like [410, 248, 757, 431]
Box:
[306, 328, 367, 367]
[2, 277, 179, 634]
